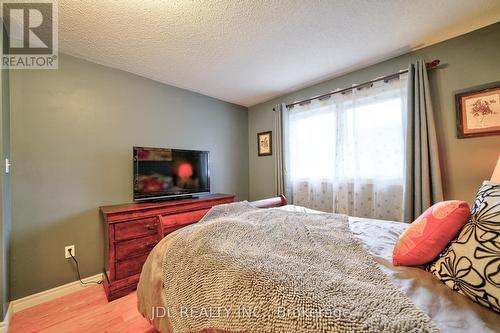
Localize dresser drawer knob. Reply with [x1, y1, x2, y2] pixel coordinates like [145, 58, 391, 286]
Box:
[145, 223, 157, 230]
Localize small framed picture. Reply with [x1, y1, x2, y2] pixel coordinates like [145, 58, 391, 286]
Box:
[257, 131, 272, 156]
[456, 82, 500, 138]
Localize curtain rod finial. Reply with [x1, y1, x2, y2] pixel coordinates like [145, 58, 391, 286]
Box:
[426, 59, 440, 69]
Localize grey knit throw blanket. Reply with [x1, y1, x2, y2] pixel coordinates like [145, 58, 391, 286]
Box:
[161, 202, 439, 333]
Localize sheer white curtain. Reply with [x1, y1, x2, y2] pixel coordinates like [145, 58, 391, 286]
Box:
[289, 75, 407, 221]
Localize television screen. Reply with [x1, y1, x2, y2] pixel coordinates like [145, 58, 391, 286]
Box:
[133, 147, 210, 201]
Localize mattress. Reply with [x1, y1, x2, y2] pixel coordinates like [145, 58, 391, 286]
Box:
[137, 204, 500, 333]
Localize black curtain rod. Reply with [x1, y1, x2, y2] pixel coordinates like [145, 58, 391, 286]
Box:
[275, 60, 440, 110]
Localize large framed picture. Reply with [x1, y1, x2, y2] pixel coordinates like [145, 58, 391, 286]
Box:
[257, 131, 272, 156]
[456, 82, 500, 138]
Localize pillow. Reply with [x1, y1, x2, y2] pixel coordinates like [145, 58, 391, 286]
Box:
[429, 181, 500, 313]
[393, 200, 470, 266]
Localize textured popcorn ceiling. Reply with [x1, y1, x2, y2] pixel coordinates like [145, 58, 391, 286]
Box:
[59, 1, 500, 107]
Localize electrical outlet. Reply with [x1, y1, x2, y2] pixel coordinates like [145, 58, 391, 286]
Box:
[65, 245, 75, 259]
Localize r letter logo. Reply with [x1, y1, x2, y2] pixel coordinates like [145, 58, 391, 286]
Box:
[2, 0, 58, 69]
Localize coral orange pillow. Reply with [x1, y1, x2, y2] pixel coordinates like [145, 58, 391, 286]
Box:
[393, 200, 470, 266]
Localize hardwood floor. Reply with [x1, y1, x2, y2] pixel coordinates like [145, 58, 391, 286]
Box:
[9, 286, 158, 333]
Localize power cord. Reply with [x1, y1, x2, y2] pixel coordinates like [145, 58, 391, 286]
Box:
[68, 248, 103, 285]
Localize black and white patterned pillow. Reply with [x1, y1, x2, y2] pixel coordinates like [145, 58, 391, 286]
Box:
[429, 181, 500, 313]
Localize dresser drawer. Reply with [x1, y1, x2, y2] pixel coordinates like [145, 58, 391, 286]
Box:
[114, 217, 158, 241]
[115, 234, 158, 260]
[161, 209, 210, 227]
[115, 253, 149, 280]
[101, 194, 235, 301]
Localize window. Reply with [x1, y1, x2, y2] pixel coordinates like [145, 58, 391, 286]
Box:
[289, 107, 335, 180]
[287, 76, 407, 221]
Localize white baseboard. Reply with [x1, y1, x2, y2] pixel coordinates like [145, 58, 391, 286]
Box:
[12, 273, 103, 312]
[0, 302, 12, 333]
[0, 273, 103, 332]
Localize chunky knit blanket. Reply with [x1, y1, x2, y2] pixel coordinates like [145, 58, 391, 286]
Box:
[161, 202, 439, 333]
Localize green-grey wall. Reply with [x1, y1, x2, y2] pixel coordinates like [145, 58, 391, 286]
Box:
[0, 22, 12, 319]
[10, 54, 249, 299]
[248, 22, 500, 203]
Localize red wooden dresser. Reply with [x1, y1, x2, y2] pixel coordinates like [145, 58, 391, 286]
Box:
[100, 193, 235, 301]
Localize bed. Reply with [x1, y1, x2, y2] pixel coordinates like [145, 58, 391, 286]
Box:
[137, 197, 500, 333]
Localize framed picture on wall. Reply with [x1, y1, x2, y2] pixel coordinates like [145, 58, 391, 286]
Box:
[456, 82, 500, 138]
[257, 131, 272, 156]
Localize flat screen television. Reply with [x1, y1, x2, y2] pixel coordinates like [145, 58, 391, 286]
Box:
[133, 147, 210, 201]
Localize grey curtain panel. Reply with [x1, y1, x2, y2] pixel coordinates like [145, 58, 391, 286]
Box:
[403, 60, 444, 222]
[274, 103, 291, 201]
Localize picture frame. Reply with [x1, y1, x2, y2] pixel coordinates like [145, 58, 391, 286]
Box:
[456, 82, 500, 138]
[257, 131, 272, 156]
